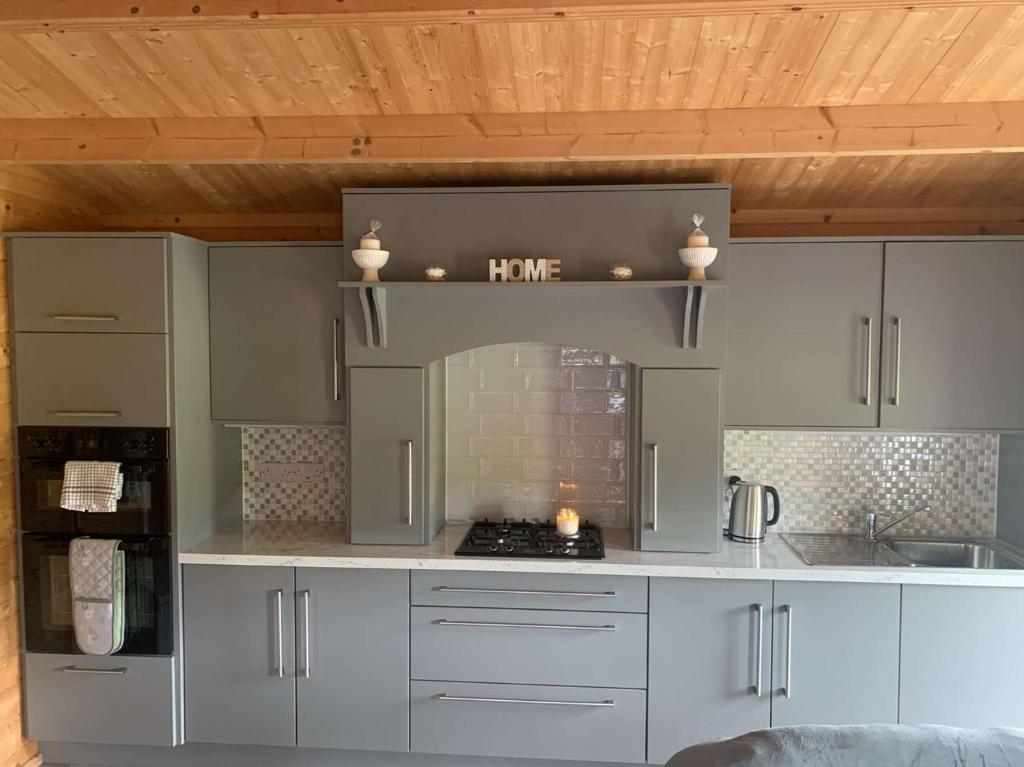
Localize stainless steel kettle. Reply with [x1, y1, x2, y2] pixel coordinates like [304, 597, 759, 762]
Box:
[726, 477, 781, 543]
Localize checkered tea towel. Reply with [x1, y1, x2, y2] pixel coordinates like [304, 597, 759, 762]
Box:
[60, 461, 124, 513]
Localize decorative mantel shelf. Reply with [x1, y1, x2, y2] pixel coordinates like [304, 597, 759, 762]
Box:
[338, 280, 725, 352]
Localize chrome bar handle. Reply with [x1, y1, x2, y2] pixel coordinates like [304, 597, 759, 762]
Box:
[435, 586, 616, 598]
[781, 604, 793, 699]
[650, 442, 659, 532]
[62, 666, 128, 675]
[332, 318, 341, 403]
[435, 619, 615, 631]
[891, 317, 902, 406]
[753, 603, 765, 698]
[436, 694, 614, 708]
[862, 316, 873, 406]
[274, 589, 284, 679]
[48, 314, 119, 322]
[300, 590, 311, 679]
[52, 410, 122, 417]
[406, 439, 414, 525]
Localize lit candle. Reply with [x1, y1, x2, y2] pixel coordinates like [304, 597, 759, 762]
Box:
[556, 508, 580, 537]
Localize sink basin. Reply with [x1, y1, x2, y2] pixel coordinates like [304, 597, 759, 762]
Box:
[883, 538, 1024, 570]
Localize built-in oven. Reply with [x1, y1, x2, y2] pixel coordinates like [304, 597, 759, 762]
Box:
[18, 426, 170, 535]
[21, 533, 173, 656]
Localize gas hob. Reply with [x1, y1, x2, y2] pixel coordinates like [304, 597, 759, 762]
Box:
[454, 519, 605, 559]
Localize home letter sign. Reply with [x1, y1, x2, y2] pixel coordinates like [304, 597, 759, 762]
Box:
[489, 258, 562, 282]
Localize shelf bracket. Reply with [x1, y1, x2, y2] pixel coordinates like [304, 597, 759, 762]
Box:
[357, 286, 388, 348]
[681, 285, 706, 350]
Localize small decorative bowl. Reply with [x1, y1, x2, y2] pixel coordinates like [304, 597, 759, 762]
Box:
[677, 246, 718, 281]
[610, 263, 634, 281]
[425, 266, 447, 282]
[351, 249, 390, 282]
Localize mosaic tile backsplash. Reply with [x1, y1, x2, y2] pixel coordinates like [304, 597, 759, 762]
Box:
[446, 343, 630, 528]
[241, 426, 346, 522]
[724, 431, 1000, 537]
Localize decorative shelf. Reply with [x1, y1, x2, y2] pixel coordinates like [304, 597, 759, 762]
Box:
[337, 280, 726, 289]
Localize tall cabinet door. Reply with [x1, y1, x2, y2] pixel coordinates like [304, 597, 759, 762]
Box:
[771, 582, 899, 727]
[639, 369, 721, 553]
[296, 568, 410, 751]
[881, 241, 1024, 429]
[648, 579, 772, 764]
[726, 242, 883, 427]
[349, 367, 425, 544]
[183, 565, 296, 746]
[209, 245, 344, 423]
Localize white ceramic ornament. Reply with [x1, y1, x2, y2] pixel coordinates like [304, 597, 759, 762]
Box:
[352, 219, 390, 282]
[678, 213, 718, 281]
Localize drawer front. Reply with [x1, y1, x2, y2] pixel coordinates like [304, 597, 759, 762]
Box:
[411, 680, 646, 763]
[15, 333, 169, 426]
[411, 570, 647, 613]
[24, 653, 176, 746]
[10, 237, 168, 333]
[412, 606, 647, 689]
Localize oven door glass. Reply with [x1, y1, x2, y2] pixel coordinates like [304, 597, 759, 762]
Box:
[19, 459, 169, 535]
[21, 534, 173, 656]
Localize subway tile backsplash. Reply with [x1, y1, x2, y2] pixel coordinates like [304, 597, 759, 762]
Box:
[446, 343, 630, 527]
[724, 431, 999, 537]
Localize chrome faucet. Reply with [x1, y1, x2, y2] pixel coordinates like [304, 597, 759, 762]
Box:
[865, 506, 931, 541]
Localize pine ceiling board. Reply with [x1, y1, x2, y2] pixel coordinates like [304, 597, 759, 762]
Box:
[652, 17, 703, 110]
[937, 6, 1024, 103]
[540, 21, 573, 111]
[625, 18, 666, 110]
[705, 13, 771, 108]
[753, 12, 841, 108]
[0, 35, 102, 118]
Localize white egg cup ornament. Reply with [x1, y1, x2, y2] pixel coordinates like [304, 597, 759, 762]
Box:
[678, 213, 718, 281]
[352, 219, 390, 282]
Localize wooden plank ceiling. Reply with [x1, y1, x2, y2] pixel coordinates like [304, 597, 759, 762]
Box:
[0, 1, 1022, 237]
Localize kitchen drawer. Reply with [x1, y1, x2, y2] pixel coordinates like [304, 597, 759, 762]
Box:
[411, 680, 646, 763]
[10, 237, 168, 333]
[14, 333, 169, 426]
[411, 570, 647, 613]
[24, 653, 177, 746]
[411, 606, 647, 689]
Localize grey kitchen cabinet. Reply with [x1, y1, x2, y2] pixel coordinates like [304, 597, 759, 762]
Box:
[880, 241, 1024, 430]
[771, 581, 899, 727]
[900, 585, 1024, 728]
[349, 367, 428, 544]
[209, 245, 344, 423]
[14, 332, 169, 426]
[183, 565, 297, 747]
[726, 242, 883, 427]
[639, 368, 722, 552]
[9, 236, 168, 334]
[648, 578, 773, 763]
[24, 653, 177, 747]
[295, 568, 409, 751]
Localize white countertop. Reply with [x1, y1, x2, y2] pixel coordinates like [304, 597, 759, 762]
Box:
[179, 522, 1024, 587]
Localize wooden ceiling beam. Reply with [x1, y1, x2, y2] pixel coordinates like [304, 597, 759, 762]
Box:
[0, 0, 1016, 32]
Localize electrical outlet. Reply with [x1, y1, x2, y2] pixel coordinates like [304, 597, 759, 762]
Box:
[259, 462, 324, 483]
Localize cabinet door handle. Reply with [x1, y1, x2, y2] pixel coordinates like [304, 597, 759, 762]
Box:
[406, 439, 414, 526]
[52, 410, 122, 418]
[48, 313, 119, 322]
[332, 318, 341, 403]
[781, 604, 793, 699]
[891, 317, 902, 406]
[435, 586, 616, 598]
[434, 618, 615, 631]
[436, 693, 614, 708]
[753, 603, 765, 698]
[61, 665, 128, 675]
[861, 316, 873, 407]
[274, 589, 284, 679]
[650, 443, 659, 532]
[299, 589, 311, 680]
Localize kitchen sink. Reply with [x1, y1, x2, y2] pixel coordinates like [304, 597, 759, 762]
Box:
[883, 538, 1024, 569]
[782, 533, 1024, 570]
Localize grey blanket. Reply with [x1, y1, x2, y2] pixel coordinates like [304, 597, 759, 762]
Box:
[666, 725, 1024, 767]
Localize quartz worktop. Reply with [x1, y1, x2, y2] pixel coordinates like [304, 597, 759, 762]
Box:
[179, 521, 1024, 587]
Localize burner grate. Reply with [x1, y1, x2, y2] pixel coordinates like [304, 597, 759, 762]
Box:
[455, 519, 605, 559]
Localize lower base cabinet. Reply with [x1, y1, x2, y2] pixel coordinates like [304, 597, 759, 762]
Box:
[900, 585, 1024, 728]
[183, 564, 409, 750]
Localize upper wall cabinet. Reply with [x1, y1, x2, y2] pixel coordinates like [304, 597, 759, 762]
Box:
[725, 242, 883, 428]
[9, 236, 168, 333]
[209, 246, 344, 423]
[880, 241, 1024, 430]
